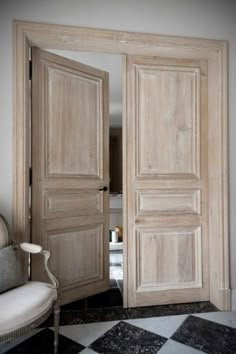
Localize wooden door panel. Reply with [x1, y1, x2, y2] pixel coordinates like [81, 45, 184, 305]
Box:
[125, 55, 208, 307]
[47, 65, 102, 178]
[43, 190, 103, 219]
[136, 190, 201, 215]
[47, 225, 104, 288]
[136, 227, 202, 290]
[31, 48, 109, 304]
[136, 65, 200, 178]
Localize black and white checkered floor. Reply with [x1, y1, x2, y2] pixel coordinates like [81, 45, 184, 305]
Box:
[1, 253, 236, 353]
[1, 311, 236, 353]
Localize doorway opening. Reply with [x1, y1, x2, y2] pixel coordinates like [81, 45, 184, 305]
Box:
[109, 127, 123, 295]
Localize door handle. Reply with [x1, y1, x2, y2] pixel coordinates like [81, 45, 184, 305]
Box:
[99, 186, 108, 192]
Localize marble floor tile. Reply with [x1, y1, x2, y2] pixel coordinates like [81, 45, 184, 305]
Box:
[86, 288, 123, 308]
[158, 339, 205, 354]
[80, 348, 99, 354]
[59, 321, 119, 346]
[0, 329, 43, 354]
[125, 314, 188, 338]
[89, 321, 167, 353]
[2, 312, 236, 354]
[194, 310, 236, 328]
[42, 301, 218, 327]
[61, 298, 86, 311]
[171, 315, 236, 353]
[3, 328, 85, 354]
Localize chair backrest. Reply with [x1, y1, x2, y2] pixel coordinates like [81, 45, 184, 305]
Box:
[0, 214, 11, 250]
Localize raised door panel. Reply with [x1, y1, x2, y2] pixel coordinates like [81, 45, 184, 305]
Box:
[48, 225, 104, 288]
[136, 226, 202, 291]
[136, 65, 200, 178]
[47, 66, 102, 178]
[136, 190, 201, 215]
[125, 55, 208, 307]
[44, 190, 103, 219]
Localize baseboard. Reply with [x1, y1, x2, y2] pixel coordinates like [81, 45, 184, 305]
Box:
[232, 290, 236, 310]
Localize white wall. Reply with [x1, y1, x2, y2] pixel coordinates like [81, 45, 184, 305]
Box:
[1, 0, 236, 294]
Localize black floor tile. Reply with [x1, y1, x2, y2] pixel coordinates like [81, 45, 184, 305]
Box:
[171, 315, 236, 354]
[86, 288, 123, 308]
[61, 298, 86, 311]
[42, 301, 218, 326]
[122, 301, 218, 319]
[42, 310, 87, 327]
[4, 328, 84, 354]
[90, 321, 167, 354]
[69, 307, 126, 324]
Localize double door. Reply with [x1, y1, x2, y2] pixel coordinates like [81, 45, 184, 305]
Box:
[31, 48, 209, 307]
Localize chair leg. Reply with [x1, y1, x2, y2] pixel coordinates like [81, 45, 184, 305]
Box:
[53, 303, 60, 354]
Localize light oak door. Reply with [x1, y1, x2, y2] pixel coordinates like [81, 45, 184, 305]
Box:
[124, 55, 209, 307]
[31, 48, 109, 304]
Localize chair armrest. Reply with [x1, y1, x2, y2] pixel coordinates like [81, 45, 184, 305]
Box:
[40, 249, 60, 290]
[18, 242, 59, 290]
[20, 242, 42, 254]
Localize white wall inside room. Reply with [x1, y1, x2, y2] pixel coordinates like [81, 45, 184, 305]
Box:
[0, 0, 236, 295]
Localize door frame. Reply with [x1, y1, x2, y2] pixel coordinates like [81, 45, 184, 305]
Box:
[13, 20, 230, 310]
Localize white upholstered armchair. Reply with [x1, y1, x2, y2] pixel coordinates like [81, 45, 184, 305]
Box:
[0, 213, 60, 354]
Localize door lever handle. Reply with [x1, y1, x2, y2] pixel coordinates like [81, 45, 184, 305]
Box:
[99, 186, 108, 192]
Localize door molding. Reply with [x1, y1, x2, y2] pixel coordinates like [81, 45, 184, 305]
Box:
[13, 20, 230, 310]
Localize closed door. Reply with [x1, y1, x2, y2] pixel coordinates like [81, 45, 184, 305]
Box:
[31, 48, 109, 304]
[124, 55, 209, 307]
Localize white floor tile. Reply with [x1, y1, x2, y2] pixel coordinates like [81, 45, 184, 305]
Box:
[80, 348, 98, 354]
[194, 311, 236, 328]
[158, 339, 204, 354]
[125, 315, 188, 338]
[59, 320, 119, 346]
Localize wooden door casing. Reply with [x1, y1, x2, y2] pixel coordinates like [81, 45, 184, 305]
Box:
[125, 55, 209, 307]
[31, 48, 109, 304]
[13, 21, 229, 310]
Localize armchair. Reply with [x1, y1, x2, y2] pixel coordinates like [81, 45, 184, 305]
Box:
[0, 213, 60, 354]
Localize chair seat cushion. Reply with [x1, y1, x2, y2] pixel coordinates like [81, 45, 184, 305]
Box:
[0, 281, 57, 336]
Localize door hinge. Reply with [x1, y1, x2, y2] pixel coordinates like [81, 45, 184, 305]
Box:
[29, 60, 32, 80]
[29, 167, 32, 186]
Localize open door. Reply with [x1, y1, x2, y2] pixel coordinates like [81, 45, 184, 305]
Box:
[31, 48, 109, 304]
[124, 55, 209, 307]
